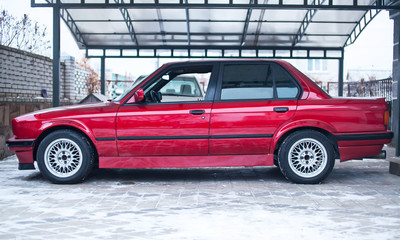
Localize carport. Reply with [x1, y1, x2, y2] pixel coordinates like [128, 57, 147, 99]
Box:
[31, 0, 400, 154]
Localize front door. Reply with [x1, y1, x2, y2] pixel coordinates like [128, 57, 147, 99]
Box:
[116, 63, 218, 156]
[209, 62, 301, 155]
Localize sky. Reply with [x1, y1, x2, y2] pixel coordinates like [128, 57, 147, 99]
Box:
[0, 0, 394, 77]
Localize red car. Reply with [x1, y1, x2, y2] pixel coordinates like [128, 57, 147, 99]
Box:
[7, 60, 393, 184]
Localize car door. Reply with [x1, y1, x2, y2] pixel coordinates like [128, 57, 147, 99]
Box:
[116, 63, 218, 156]
[209, 62, 300, 155]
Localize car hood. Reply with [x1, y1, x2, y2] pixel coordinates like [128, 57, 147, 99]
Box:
[16, 102, 119, 122]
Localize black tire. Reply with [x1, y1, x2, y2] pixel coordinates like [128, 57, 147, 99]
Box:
[277, 130, 335, 184]
[36, 129, 94, 184]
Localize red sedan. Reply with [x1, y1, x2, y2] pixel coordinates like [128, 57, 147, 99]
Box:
[7, 60, 393, 184]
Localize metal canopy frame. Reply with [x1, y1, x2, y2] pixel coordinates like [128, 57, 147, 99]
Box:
[31, 0, 399, 107]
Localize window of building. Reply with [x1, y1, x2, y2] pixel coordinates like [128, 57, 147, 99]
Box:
[308, 59, 328, 72]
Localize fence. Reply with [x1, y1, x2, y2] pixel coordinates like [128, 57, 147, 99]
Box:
[344, 78, 393, 101]
[325, 78, 392, 101]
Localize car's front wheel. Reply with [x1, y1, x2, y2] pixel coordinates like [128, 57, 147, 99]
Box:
[36, 129, 94, 184]
[278, 130, 335, 184]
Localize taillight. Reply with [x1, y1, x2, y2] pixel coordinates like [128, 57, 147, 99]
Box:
[384, 110, 390, 127]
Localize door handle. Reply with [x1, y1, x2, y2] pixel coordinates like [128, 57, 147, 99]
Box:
[190, 110, 205, 115]
[274, 107, 289, 113]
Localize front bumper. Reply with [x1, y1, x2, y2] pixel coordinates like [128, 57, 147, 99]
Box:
[6, 138, 36, 169]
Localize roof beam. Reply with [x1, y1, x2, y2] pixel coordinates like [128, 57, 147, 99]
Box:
[71, 19, 359, 24]
[254, 0, 268, 46]
[156, 7, 167, 44]
[60, 8, 86, 48]
[292, 0, 327, 47]
[31, 1, 400, 10]
[85, 45, 344, 59]
[241, 0, 254, 46]
[114, 0, 139, 45]
[185, 0, 191, 45]
[345, 3, 381, 46]
[81, 32, 349, 37]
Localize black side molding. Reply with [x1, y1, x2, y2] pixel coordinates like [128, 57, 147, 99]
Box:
[336, 132, 394, 141]
[209, 134, 273, 139]
[19, 163, 35, 170]
[95, 137, 116, 141]
[118, 134, 274, 141]
[6, 140, 34, 148]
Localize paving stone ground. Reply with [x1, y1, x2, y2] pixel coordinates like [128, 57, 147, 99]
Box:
[0, 154, 399, 240]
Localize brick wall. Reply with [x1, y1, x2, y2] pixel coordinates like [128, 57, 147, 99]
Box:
[0, 45, 89, 103]
[0, 45, 92, 159]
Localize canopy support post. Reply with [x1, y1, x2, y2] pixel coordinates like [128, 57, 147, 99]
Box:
[52, 6, 61, 107]
[338, 50, 344, 97]
[101, 57, 106, 95]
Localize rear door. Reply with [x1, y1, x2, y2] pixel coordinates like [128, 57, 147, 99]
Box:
[209, 62, 300, 155]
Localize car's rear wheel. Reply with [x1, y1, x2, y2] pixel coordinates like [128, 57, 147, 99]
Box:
[37, 129, 94, 184]
[278, 130, 335, 184]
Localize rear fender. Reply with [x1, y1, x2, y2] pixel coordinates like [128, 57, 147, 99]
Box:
[271, 119, 337, 153]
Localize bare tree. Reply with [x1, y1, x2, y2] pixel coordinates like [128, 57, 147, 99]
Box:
[77, 58, 100, 95]
[0, 10, 50, 56]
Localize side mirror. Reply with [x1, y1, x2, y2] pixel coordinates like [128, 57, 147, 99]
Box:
[127, 88, 144, 104]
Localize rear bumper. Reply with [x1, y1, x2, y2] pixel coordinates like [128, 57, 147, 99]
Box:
[335, 132, 393, 141]
[6, 138, 35, 166]
[335, 132, 393, 161]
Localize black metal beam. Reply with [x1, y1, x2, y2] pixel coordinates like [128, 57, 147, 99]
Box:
[338, 49, 344, 96]
[85, 45, 344, 60]
[31, 1, 400, 10]
[241, 0, 254, 46]
[292, 0, 327, 47]
[254, 0, 268, 46]
[156, 7, 167, 44]
[71, 19, 359, 24]
[61, 8, 86, 48]
[101, 57, 105, 95]
[81, 32, 349, 37]
[185, 0, 191, 45]
[114, 0, 139, 45]
[53, 6, 61, 107]
[345, 4, 381, 46]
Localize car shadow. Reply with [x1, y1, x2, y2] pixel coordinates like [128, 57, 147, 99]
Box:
[84, 166, 288, 184]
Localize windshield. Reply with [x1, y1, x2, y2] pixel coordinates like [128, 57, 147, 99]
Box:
[112, 76, 147, 102]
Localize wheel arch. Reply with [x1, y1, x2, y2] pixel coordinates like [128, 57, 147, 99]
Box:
[33, 125, 99, 166]
[273, 126, 340, 160]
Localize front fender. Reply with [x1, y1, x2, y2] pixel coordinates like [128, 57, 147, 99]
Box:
[38, 119, 96, 144]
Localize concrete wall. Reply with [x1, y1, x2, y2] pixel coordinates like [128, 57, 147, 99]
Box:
[390, 10, 400, 155]
[0, 45, 92, 159]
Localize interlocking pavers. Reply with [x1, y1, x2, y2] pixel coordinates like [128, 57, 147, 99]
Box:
[0, 154, 399, 240]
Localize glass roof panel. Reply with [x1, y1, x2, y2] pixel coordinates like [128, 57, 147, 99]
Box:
[312, 10, 367, 22]
[61, 2, 381, 50]
[163, 22, 188, 33]
[189, 9, 248, 21]
[76, 22, 128, 33]
[128, 9, 158, 20]
[190, 22, 245, 33]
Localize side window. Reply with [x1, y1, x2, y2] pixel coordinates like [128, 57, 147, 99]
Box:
[272, 64, 299, 99]
[144, 65, 212, 103]
[220, 64, 299, 101]
[221, 64, 273, 100]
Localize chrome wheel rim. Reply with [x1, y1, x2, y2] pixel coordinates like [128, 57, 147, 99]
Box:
[44, 138, 83, 178]
[288, 138, 327, 178]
